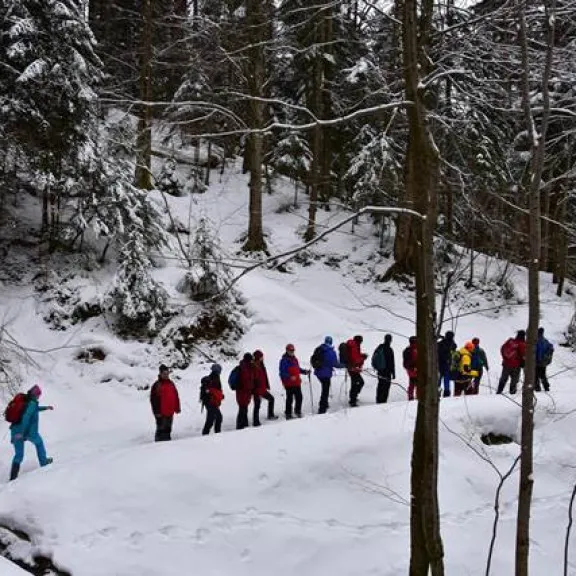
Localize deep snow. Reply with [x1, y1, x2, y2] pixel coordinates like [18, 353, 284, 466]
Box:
[0, 162, 575, 574]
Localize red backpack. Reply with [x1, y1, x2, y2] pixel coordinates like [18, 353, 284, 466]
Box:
[4, 393, 28, 424]
[501, 339, 519, 363]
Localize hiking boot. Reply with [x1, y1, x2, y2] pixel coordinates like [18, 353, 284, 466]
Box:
[295, 412, 303, 418]
[267, 414, 279, 420]
[443, 390, 451, 398]
[285, 413, 293, 420]
[42, 458, 53, 467]
[253, 422, 262, 427]
[349, 400, 358, 407]
[9, 463, 20, 481]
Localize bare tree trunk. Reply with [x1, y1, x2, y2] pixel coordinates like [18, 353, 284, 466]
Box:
[243, 0, 267, 252]
[204, 140, 212, 187]
[135, 0, 153, 190]
[555, 196, 567, 297]
[515, 0, 555, 574]
[304, 16, 325, 242]
[401, 0, 444, 570]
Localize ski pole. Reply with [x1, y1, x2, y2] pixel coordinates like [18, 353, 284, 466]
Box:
[307, 370, 314, 415]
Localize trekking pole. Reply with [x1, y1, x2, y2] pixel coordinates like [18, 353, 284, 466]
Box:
[307, 370, 314, 415]
[487, 370, 493, 394]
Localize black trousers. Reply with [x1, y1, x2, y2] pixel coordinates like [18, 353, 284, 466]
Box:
[285, 387, 303, 418]
[202, 405, 222, 435]
[535, 366, 550, 392]
[497, 366, 521, 394]
[155, 416, 173, 442]
[236, 406, 249, 430]
[349, 372, 365, 406]
[253, 391, 276, 425]
[318, 377, 331, 414]
[376, 371, 393, 404]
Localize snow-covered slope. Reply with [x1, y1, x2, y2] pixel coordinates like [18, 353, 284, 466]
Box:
[0, 165, 575, 574]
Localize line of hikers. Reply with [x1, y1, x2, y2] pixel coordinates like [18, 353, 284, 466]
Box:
[148, 328, 555, 439]
[4, 328, 555, 478]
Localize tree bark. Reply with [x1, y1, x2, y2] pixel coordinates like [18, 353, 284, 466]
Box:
[135, 0, 153, 190]
[243, 0, 267, 252]
[401, 0, 445, 571]
[515, 0, 555, 574]
[304, 15, 325, 242]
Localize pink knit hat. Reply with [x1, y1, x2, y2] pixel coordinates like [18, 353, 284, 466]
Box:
[28, 385, 42, 398]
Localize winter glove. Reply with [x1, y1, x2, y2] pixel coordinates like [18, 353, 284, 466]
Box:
[14, 433, 23, 441]
[362, 353, 368, 360]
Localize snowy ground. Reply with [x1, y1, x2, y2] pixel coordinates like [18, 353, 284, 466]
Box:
[0, 163, 575, 574]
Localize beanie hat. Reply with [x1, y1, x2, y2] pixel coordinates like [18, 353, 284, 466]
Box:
[159, 364, 169, 373]
[286, 343, 295, 352]
[324, 336, 333, 346]
[254, 350, 264, 360]
[472, 337, 480, 345]
[464, 341, 474, 352]
[243, 352, 253, 362]
[353, 335, 363, 343]
[28, 385, 42, 398]
[384, 334, 392, 343]
[211, 363, 222, 375]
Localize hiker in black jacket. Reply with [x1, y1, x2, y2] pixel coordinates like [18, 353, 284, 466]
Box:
[371, 334, 396, 403]
[437, 331, 457, 397]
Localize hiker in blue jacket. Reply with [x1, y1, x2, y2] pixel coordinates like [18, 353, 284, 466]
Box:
[10, 385, 53, 481]
[535, 327, 554, 392]
[313, 336, 343, 414]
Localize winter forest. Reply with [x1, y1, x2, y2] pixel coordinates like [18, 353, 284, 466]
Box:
[1, 0, 576, 574]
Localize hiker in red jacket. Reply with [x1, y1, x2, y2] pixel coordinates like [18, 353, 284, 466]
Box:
[403, 337, 418, 401]
[150, 364, 181, 441]
[236, 353, 256, 430]
[200, 364, 224, 435]
[497, 330, 526, 394]
[279, 344, 310, 419]
[253, 350, 278, 426]
[347, 335, 367, 407]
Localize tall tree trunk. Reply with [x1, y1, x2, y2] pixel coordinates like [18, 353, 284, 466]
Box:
[402, 0, 445, 571]
[304, 15, 325, 242]
[320, 7, 334, 205]
[135, 0, 153, 190]
[515, 0, 555, 574]
[243, 0, 267, 252]
[555, 197, 567, 297]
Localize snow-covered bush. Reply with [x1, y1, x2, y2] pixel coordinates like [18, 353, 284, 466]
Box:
[106, 230, 169, 337]
[156, 158, 185, 197]
[163, 217, 246, 366]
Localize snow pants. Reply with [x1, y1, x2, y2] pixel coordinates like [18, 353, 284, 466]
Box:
[155, 416, 173, 441]
[497, 366, 521, 394]
[438, 369, 451, 397]
[376, 371, 393, 404]
[12, 433, 49, 467]
[454, 377, 474, 396]
[285, 387, 303, 419]
[318, 377, 331, 414]
[236, 406, 249, 430]
[253, 392, 276, 425]
[202, 405, 222, 435]
[349, 372, 364, 406]
[535, 366, 550, 392]
[408, 376, 418, 401]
